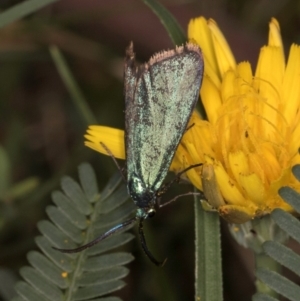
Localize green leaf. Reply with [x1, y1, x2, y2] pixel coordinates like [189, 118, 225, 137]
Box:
[263, 241, 300, 277]
[278, 186, 300, 213]
[254, 165, 300, 300]
[271, 209, 300, 244]
[256, 269, 300, 301]
[142, 0, 186, 46]
[0, 0, 59, 28]
[14, 163, 134, 301]
[0, 146, 11, 198]
[49, 46, 97, 126]
[195, 194, 223, 301]
[252, 293, 279, 301]
[291, 165, 300, 181]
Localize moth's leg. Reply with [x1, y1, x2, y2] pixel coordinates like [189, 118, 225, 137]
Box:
[138, 219, 167, 267]
[185, 122, 195, 133]
[159, 163, 202, 194]
[158, 163, 205, 208]
[100, 142, 127, 183]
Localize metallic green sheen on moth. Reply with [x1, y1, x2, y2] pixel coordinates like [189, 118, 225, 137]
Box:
[124, 42, 203, 264]
[52, 43, 204, 266]
[125, 42, 203, 216]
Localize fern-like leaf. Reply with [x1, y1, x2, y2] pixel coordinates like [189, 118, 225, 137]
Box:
[254, 164, 300, 301]
[12, 163, 136, 301]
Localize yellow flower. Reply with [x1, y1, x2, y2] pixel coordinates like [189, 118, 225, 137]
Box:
[185, 17, 300, 223]
[85, 17, 300, 224]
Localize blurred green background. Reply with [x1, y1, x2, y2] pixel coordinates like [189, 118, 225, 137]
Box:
[0, 0, 300, 300]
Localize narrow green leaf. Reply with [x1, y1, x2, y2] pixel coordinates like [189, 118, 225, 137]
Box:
[61, 176, 92, 215]
[0, 0, 59, 28]
[256, 268, 300, 301]
[27, 251, 69, 289]
[78, 266, 129, 286]
[49, 45, 97, 126]
[5, 176, 39, 199]
[195, 196, 223, 301]
[142, 0, 186, 45]
[271, 209, 300, 243]
[99, 185, 129, 214]
[89, 298, 122, 301]
[94, 201, 136, 229]
[35, 236, 74, 272]
[11, 297, 26, 301]
[37, 220, 78, 250]
[292, 165, 300, 181]
[100, 172, 123, 201]
[278, 186, 300, 213]
[0, 146, 11, 198]
[83, 252, 134, 271]
[86, 233, 134, 256]
[263, 241, 300, 277]
[90, 298, 122, 301]
[19, 267, 63, 301]
[74, 280, 125, 301]
[51, 191, 87, 230]
[252, 293, 279, 301]
[78, 163, 99, 202]
[46, 205, 83, 243]
[14, 282, 51, 301]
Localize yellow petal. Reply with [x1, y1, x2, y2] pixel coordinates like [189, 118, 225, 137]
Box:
[200, 75, 222, 124]
[282, 44, 300, 127]
[255, 46, 284, 98]
[268, 18, 284, 60]
[228, 151, 250, 182]
[290, 122, 300, 158]
[188, 17, 219, 81]
[237, 61, 253, 85]
[238, 173, 265, 205]
[221, 70, 236, 104]
[213, 161, 248, 206]
[208, 19, 236, 76]
[254, 46, 285, 139]
[85, 126, 125, 159]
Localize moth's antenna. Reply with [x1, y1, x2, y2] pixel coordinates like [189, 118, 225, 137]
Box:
[53, 217, 137, 253]
[100, 142, 127, 183]
[138, 219, 167, 267]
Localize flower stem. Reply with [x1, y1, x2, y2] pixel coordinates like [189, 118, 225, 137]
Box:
[194, 195, 223, 301]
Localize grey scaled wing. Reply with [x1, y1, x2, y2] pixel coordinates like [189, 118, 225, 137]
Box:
[124, 43, 203, 195]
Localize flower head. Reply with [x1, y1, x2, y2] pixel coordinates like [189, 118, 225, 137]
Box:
[85, 17, 300, 223]
[183, 17, 300, 223]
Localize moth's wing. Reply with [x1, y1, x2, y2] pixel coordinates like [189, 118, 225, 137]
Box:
[125, 43, 204, 191]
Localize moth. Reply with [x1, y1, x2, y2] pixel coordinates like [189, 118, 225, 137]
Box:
[54, 42, 204, 266]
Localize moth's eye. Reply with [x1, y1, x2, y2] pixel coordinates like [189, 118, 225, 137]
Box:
[147, 209, 156, 218]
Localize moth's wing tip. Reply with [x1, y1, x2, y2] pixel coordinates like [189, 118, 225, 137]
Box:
[126, 41, 135, 59]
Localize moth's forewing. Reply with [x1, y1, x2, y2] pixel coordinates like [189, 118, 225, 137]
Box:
[125, 43, 203, 195]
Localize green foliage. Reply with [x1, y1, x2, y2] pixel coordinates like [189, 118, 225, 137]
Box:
[195, 198, 223, 301]
[12, 163, 135, 301]
[0, 0, 59, 28]
[253, 165, 300, 301]
[142, 0, 186, 46]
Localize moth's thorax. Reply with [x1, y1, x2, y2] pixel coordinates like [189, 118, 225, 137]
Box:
[127, 173, 157, 209]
